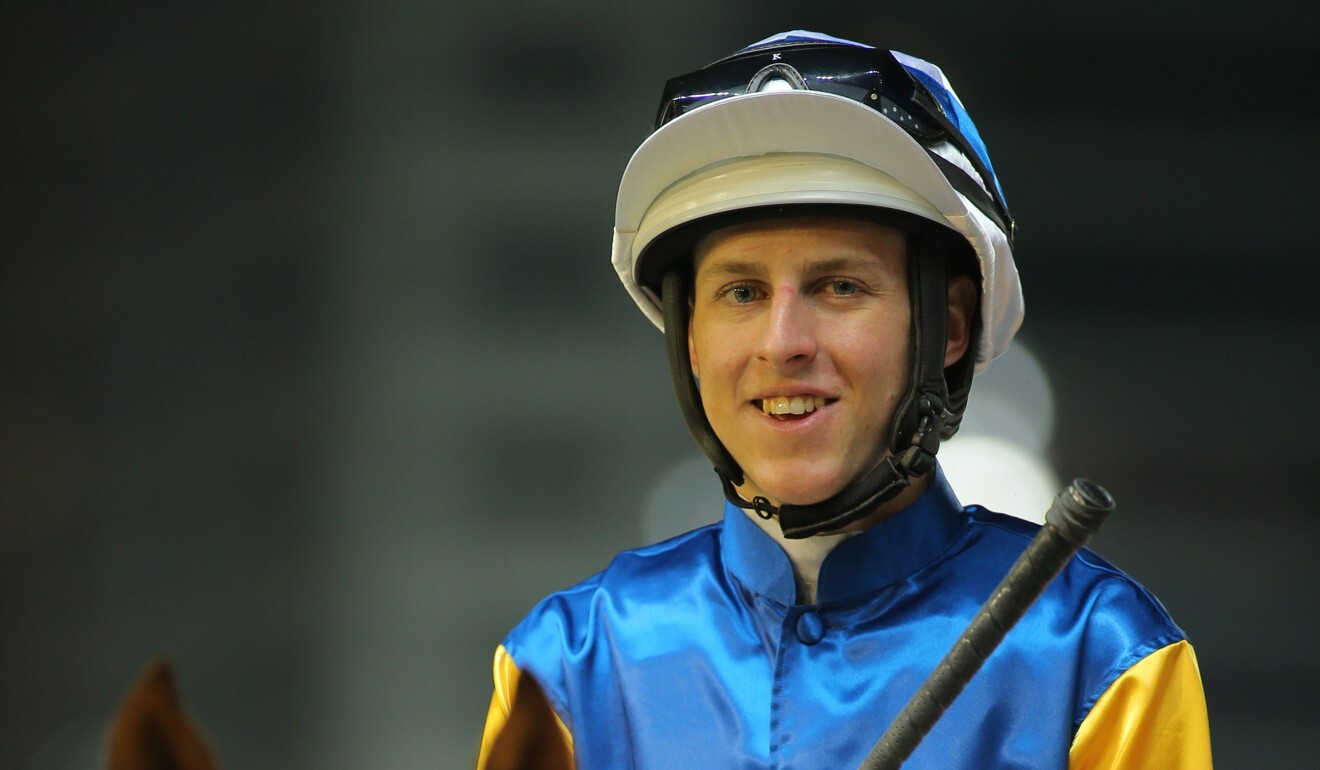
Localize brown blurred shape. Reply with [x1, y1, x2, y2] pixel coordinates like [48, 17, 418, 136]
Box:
[105, 658, 219, 770]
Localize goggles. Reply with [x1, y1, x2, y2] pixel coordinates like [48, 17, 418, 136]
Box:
[654, 41, 1015, 243]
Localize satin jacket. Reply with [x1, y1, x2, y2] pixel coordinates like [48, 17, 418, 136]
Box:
[479, 472, 1211, 768]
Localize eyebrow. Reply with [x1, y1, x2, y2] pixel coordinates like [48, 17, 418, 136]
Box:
[698, 254, 884, 280]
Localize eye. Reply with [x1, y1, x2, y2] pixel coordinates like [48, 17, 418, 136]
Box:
[830, 279, 859, 296]
[726, 285, 757, 304]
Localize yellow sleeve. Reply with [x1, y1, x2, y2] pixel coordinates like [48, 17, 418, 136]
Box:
[475, 645, 574, 770]
[1069, 639, 1213, 769]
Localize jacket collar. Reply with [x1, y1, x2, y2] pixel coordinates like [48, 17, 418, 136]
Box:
[720, 465, 967, 605]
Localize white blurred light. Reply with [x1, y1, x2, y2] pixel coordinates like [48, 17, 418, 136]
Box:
[938, 435, 1059, 523]
[940, 341, 1061, 522]
[959, 343, 1055, 453]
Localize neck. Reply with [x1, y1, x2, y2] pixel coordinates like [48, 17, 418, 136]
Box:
[738, 471, 934, 603]
[744, 512, 856, 604]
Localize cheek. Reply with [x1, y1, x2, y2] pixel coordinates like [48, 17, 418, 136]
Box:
[690, 328, 749, 410]
[687, 308, 731, 383]
[691, 334, 724, 393]
[838, 316, 910, 394]
[687, 308, 699, 377]
[689, 318, 716, 383]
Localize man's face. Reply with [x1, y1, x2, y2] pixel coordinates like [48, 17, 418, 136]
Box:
[688, 215, 910, 507]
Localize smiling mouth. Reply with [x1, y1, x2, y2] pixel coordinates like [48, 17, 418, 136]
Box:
[759, 395, 829, 416]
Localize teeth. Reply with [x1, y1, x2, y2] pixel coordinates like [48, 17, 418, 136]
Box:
[761, 395, 826, 415]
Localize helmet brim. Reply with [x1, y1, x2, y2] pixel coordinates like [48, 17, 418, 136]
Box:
[610, 88, 1020, 374]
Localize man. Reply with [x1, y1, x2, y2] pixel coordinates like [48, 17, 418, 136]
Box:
[478, 31, 1212, 768]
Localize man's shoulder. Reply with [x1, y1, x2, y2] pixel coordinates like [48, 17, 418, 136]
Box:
[957, 503, 1189, 726]
[504, 522, 726, 652]
[964, 504, 1180, 630]
[602, 520, 728, 585]
[964, 503, 1186, 690]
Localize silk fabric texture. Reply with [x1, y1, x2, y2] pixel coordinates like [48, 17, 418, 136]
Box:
[480, 470, 1211, 768]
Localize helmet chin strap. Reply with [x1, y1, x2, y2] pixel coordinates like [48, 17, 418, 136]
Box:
[661, 234, 954, 540]
[716, 458, 911, 538]
[714, 385, 950, 539]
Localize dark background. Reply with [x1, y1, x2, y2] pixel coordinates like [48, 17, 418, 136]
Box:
[4, 2, 1317, 768]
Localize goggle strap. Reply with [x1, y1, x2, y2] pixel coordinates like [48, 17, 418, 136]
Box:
[903, 81, 1013, 239]
[904, 67, 1008, 203]
[925, 150, 1015, 242]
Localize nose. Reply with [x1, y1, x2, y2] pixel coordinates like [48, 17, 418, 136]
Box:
[755, 287, 817, 369]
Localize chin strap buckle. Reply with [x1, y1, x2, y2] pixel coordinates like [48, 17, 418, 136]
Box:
[751, 496, 776, 520]
[718, 470, 782, 520]
[898, 393, 949, 478]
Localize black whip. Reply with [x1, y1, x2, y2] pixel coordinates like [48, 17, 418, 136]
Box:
[858, 478, 1116, 770]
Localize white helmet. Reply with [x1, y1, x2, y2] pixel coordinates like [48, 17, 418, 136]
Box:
[612, 31, 1025, 537]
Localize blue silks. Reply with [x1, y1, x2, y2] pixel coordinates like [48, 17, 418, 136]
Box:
[501, 470, 1185, 769]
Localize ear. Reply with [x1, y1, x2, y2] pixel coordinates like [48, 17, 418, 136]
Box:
[944, 274, 977, 368]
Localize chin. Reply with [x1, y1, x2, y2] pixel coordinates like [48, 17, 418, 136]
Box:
[742, 463, 851, 507]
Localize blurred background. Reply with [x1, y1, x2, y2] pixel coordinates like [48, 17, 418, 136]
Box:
[4, 2, 1318, 768]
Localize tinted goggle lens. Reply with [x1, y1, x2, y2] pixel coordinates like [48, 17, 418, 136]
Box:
[653, 44, 1014, 242]
[656, 46, 941, 137]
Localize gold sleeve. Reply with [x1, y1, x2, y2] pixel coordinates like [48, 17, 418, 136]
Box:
[476, 645, 574, 770]
[1070, 639, 1213, 769]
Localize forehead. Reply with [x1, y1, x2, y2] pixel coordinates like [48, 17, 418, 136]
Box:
[692, 215, 907, 276]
